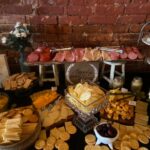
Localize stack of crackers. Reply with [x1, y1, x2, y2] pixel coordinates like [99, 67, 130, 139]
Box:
[0, 106, 38, 145]
[2, 72, 37, 90]
[34, 121, 77, 150]
[40, 99, 74, 128]
[135, 100, 149, 126]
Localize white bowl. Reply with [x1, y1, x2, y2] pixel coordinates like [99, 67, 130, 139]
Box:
[94, 122, 119, 150]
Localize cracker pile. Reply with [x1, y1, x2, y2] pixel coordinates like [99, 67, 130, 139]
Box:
[41, 99, 74, 128]
[2, 72, 37, 90]
[34, 121, 77, 150]
[0, 106, 38, 144]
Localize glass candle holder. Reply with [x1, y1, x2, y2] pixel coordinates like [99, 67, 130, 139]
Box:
[112, 76, 124, 89]
[131, 77, 143, 94]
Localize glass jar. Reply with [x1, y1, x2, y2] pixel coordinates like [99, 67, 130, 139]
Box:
[131, 77, 143, 94]
[112, 76, 124, 89]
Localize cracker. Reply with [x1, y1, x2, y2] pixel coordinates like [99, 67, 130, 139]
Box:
[138, 134, 149, 144]
[46, 136, 56, 145]
[129, 139, 139, 149]
[28, 114, 38, 123]
[84, 145, 94, 150]
[58, 141, 69, 150]
[100, 145, 110, 150]
[65, 121, 73, 128]
[55, 139, 64, 149]
[43, 144, 54, 150]
[58, 126, 66, 132]
[138, 147, 149, 150]
[34, 139, 45, 150]
[85, 134, 96, 145]
[22, 108, 33, 116]
[50, 128, 60, 139]
[144, 130, 150, 139]
[59, 131, 70, 141]
[113, 140, 121, 150]
[121, 146, 131, 150]
[39, 129, 47, 140]
[91, 145, 101, 150]
[66, 125, 77, 135]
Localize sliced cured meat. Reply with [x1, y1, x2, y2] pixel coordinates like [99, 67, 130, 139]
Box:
[132, 47, 139, 53]
[120, 52, 128, 59]
[74, 48, 85, 62]
[82, 48, 93, 61]
[64, 51, 75, 62]
[110, 52, 120, 60]
[92, 48, 102, 61]
[128, 51, 138, 60]
[53, 51, 65, 62]
[27, 52, 39, 63]
[40, 52, 51, 62]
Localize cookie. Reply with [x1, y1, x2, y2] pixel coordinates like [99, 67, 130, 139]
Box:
[100, 145, 110, 150]
[138, 147, 149, 150]
[59, 131, 70, 141]
[85, 134, 96, 144]
[58, 141, 69, 150]
[138, 134, 149, 144]
[34, 139, 45, 150]
[129, 139, 139, 149]
[84, 145, 94, 150]
[66, 125, 77, 135]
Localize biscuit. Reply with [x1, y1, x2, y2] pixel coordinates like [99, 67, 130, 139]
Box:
[59, 131, 70, 141]
[138, 147, 149, 150]
[34, 139, 45, 150]
[138, 134, 149, 144]
[84, 145, 94, 150]
[100, 145, 110, 150]
[57, 141, 69, 150]
[85, 134, 96, 144]
[129, 139, 139, 149]
[66, 125, 77, 135]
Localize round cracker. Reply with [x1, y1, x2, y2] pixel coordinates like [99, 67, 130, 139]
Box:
[113, 140, 121, 150]
[55, 139, 64, 149]
[84, 145, 94, 150]
[129, 139, 139, 149]
[138, 147, 149, 150]
[47, 136, 56, 145]
[58, 142, 69, 150]
[91, 145, 102, 150]
[100, 145, 110, 150]
[129, 132, 138, 139]
[43, 144, 54, 150]
[121, 146, 131, 150]
[59, 131, 70, 141]
[85, 134, 96, 144]
[138, 134, 149, 144]
[66, 125, 77, 134]
[144, 130, 150, 139]
[34, 139, 45, 150]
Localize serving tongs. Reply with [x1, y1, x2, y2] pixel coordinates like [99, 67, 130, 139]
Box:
[51, 47, 74, 52]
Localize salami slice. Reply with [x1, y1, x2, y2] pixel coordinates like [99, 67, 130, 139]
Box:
[128, 51, 138, 60]
[27, 52, 39, 63]
[120, 52, 128, 59]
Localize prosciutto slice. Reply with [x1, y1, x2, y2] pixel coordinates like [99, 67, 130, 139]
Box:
[53, 51, 65, 62]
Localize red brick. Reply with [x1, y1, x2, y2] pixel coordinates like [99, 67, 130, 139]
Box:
[38, 6, 64, 15]
[59, 16, 87, 25]
[73, 25, 101, 33]
[57, 0, 68, 5]
[101, 25, 129, 33]
[98, 0, 130, 4]
[0, 0, 21, 5]
[118, 33, 139, 42]
[69, 0, 85, 5]
[22, 0, 38, 8]
[39, 0, 56, 5]
[88, 15, 117, 24]
[58, 34, 71, 42]
[129, 24, 143, 33]
[0, 15, 25, 24]
[131, 0, 148, 3]
[147, 15, 150, 21]
[30, 25, 45, 33]
[96, 4, 124, 15]
[87, 33, 113, 42]
[85, 0, 98, 5]
[29, 15, 57, 25]
[125, 3, 150, 15]
[3, 5, 32, 15]
[68, 6, 91, 16]
[117, 15, 146, 24]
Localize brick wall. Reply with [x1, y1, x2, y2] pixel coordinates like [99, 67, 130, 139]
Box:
[0, 0, 150, 73]
[0, 0, 150, 47]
